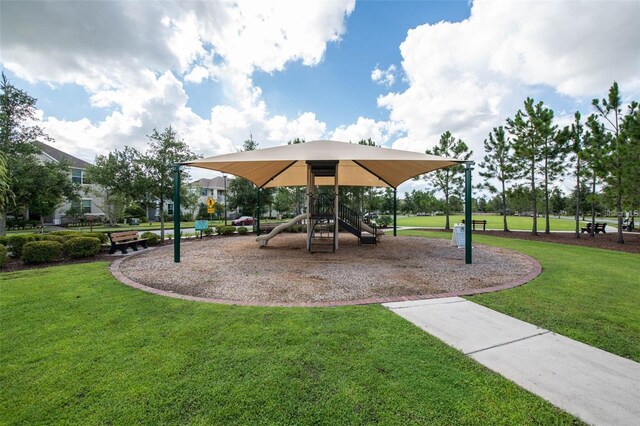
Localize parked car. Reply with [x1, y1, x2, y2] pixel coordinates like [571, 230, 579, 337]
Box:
[232, 216, 254, 226]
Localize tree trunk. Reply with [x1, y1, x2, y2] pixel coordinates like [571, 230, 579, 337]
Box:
[544, 156, 550, 234]
[40, 216, 46, 234]
[575, 159, 580, 238]
[531, 160, 538, 236]
[617, 192, 624, 244]
[159, 197, 165, 241]
[501, 178, 508, 232]
[0, 211, 6, 236]
[444, 191, 450, 230]
[590, 175, 596, 237]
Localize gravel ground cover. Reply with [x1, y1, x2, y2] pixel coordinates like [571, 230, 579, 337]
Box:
[117, 234, 536, 305]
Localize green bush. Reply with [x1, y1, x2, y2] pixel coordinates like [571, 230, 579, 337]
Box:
[63, 237, 102, 259]
[22, 241, 63, 264]
[203, 227, 214, 236]
[0, 236, 8, 246]
[377, 215, 392, 227]
[0, 245, 7, 268]
[40, 235, 66, 244]
[237, 226, 248, 235]
[82, 232, 108, 244]
[49, 230, 79, 236]
[140, 232, 161, 246]
[217, 225, 235, 235]
[7, 234, 37, 258]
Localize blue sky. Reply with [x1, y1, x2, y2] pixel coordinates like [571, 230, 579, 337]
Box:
[1, 0, 638, 193]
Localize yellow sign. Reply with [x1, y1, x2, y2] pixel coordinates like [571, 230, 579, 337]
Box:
[206, 198, 216, 208]
[207, 207, 215, 214]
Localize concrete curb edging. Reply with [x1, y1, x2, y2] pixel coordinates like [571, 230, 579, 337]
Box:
[109, 248, 542, 308]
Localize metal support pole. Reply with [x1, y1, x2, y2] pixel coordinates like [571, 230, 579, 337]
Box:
[464, 162, 473, 264]
[393, 189, 397, 237]
[173, 164, 181, 263]
[223, 174, 227, 226]
[256, 187, 261, 236]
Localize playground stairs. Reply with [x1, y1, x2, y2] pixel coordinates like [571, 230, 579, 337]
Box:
[308, 193, 377, 252]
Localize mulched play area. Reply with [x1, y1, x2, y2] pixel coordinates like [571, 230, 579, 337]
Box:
[112, 233, 540, 306]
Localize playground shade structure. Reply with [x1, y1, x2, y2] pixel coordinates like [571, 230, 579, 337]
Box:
[183, 140, 464, 189]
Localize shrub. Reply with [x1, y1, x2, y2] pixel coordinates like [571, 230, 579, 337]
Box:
[64, 237, 102, 259]
[41, 235, 66, 244]
[203, 227, 214, 236]
[237, 226, 248, 235]
[217, 225, 235, 235]
[140, 231, 161, 246]
[7, 234, 37, 258]
[377, 215, 392, 227]
[49, 230, 79, 236]
[0, 245, 7, 268]
[0, 236, 8, 246]
[22, 241, 63, 264]
[82, 232, 108, 244]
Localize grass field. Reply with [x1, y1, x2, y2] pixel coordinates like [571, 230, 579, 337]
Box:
[0, 263, 578, 424]
[399, 230, 640, 362]
[396, 214, 597, 231]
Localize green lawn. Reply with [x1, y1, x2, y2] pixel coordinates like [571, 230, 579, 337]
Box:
[0, 264, 577, 424]
[396, 214, 596, 231]
[399, 230, 640, 361]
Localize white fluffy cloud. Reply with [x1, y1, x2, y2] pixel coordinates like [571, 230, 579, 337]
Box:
[0, 0, 355, 164]
[380, 0, 640, 158]
[371, 64, 397, 87]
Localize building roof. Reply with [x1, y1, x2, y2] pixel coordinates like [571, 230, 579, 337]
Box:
[183, 140, 465, 189]
[190, 176, 230, 189]
[35, 141, 92, 169]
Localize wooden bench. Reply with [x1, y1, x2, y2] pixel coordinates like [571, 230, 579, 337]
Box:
[108, 230, 148, 254]
[461, 219, 488, 231]
[581, 222, 607, 234]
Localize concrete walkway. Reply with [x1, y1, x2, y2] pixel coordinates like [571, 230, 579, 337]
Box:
[384, 297, 640, 426]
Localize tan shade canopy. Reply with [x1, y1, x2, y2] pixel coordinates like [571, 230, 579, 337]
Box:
[183, 140, 465, 189]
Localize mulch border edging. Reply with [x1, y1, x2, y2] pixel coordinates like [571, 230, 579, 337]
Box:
[109, 248, 542, 308]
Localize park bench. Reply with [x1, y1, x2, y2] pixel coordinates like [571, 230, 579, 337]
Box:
[580, 222, 607, 234]
[108, 230, 148, 254]
[461, 219, 488, 231]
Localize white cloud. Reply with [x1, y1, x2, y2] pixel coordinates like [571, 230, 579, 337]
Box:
[330, 117, 400, 145]
[378, 0, 640, 158]
[1, 0, 354, 165]
[371, 64, 397, 87]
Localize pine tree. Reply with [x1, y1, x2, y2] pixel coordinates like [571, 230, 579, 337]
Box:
[424, 131, 473, 230]
[478, 126, 517, 231]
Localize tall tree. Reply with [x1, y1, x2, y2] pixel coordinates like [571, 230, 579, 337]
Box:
[141, 126, 198, 240]
[508, 98, 541, 235]
[588, 82, 638, 243]
[423, 131, 473, 230]
[568, 112, 587, 237]
[25, 160, 78, 231]
[478, 126, 517, 231]
[0, 72, 51, 235]
[620, 101, 640, 217]
[85, 146, 146, 226]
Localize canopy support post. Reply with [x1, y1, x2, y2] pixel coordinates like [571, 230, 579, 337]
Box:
[464, 162, 473, 264]
[173, 164, 181, 263]
[306, 165, 312, 250]
[334, 165, 339, 251]
[256, 187, 261, 236]
[393, 189, 397, 237]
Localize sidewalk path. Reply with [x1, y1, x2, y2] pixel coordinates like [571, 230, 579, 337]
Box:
[384, 297, 640, 426]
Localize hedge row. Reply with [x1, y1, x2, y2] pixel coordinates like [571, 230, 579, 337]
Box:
[0, 231, 108, 267]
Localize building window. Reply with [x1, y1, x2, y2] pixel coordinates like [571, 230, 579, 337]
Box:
[201, 188, 207, 196]
[71, 169, 89, 184]
[167, 203, 174, 215]
[71, 199, 92, 214]
[72, 169, 82, 184]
